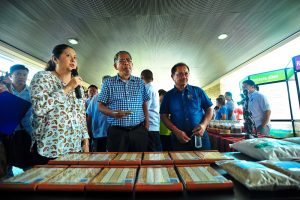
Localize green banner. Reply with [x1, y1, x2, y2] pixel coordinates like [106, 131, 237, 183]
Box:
[248, 68, 293, 85]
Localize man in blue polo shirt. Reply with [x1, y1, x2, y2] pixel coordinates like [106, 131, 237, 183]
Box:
[160, 62, 213, 150]
[86, 76, 110, 152]
[98, 51, 150, 152]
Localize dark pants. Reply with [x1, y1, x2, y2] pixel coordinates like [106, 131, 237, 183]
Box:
[107, 124, 148, 152]
[148, 131, 162, 152]
[160, 135, 172, 151]
[92, 137, 107, 152]
[31, 143, 54, 165]
[5, 130, 32, 169]
[171, 131, 211, 151]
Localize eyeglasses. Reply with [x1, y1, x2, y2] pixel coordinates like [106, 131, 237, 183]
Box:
[117, 58, 132, 63]
[175, 72, 189, 77]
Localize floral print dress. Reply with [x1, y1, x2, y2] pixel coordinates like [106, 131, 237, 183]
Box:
[30, 71, 89, 158]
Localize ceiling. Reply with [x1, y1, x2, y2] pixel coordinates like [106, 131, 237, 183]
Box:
[1, 0, 300, 89]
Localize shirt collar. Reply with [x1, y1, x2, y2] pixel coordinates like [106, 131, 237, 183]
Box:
[116, 74, 135, 82]
[11, 84, 30, 94]
[173, 84, 191, 93]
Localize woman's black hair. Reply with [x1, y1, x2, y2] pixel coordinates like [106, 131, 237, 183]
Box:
[45, 44, 73, 71]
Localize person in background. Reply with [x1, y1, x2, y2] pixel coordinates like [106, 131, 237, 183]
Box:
[213, 105, 219, 120]
[158, 89, 172, 151]
[30, 44, 89, 165]
[85, 84, 98, 108]
[225, 91, 236, 120]
[86, 76, 110, 152]
[98, 51, 150, 152]
[0, 64, 33, 175]
[160, 62, 213, 151]
[215, 97, 227, 120]
[141, 69, 161, 151]
[234, 106, 243, 121]
[242, 80, 271, 135]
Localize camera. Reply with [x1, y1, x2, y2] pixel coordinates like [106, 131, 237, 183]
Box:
[0, 72, 12, 91]
[237, 90, 248, 105]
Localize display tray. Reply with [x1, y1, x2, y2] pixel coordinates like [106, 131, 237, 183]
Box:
[169, 151, 201, 164]
[219, 132, 246, 137]
[36, 166, 102, 191]
[78, 152, 117, 165]
[48, 153, 90, 165]
[135, 165, 183, 192]
[142, 152, 173, 165]
[176, 164, 233, 191]
[109, 153, 142, 165]
[193, 151, 233, 164]
[86, 166, 138, 192]
[0, 166, 67, 191]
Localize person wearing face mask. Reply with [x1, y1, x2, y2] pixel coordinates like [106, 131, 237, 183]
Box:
[242, 80, 271, 135]
[160, 62, 213, 151]
[98, 51, 150, 152]
[30, 44, 89, 165]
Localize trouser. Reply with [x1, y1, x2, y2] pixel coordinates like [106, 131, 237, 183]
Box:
[148, 131, 162, 152]
[160, 135, 172, 151]
[171, 131, 211, 151]
[92, 137, 107, 152]
[31, 143, 55, 165]
[6, 130, 32, 169]
[107, 123, 148, 152]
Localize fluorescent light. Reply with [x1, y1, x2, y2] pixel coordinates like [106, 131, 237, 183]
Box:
[218, 34, 228, 40]
[68, 38, 79, 45]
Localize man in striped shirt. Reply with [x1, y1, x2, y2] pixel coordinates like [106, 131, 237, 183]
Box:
[98, 51, 150, 152]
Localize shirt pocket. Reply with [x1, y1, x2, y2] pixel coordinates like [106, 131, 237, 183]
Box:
[128, 84, 142, 101]
[188, 95, 201, 111]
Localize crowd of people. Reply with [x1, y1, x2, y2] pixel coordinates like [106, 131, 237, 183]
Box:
[0, 44, 272, 178]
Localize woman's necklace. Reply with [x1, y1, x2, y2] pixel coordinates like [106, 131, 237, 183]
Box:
[53, 71, 68, 85]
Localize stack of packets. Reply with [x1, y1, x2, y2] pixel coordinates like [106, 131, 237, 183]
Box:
[142, 152, 173, 165]
[194, 151, 232, 164]
[0, 166, 67, 191]
[48, 153, 89, 165]
[48, 153, 117, 165]
[86, 166, 138, 192]
[169, 152, 201, 164]
[110, 153, 142, 165]
[135, 165, 182, 192]
[176, 164, 233, 191]
[37, 166, 102, 191]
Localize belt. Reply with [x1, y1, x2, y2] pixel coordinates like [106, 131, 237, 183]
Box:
[111, 123, 143, 131]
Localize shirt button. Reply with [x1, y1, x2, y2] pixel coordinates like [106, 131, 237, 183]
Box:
[186, 118, 189, 121]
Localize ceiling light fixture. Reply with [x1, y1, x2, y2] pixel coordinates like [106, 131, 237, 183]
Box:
[68, 38, 79, 45]
[218, 34, 228, 40]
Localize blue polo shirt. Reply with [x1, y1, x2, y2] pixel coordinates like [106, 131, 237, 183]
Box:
[160, 84, 213, 135]
[86, 95, 108, 138]
[11, 85, 33, 136]
[98, 74, 150, 127]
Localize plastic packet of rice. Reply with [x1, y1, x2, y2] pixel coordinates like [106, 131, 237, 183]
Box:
[216, 160, 299, 191]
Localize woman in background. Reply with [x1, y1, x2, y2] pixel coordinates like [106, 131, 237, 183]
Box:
[30, 44, 89, 165]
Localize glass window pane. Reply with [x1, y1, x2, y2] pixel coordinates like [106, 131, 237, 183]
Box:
[270, 121, 294, 138]
[259, 82, 291, 120]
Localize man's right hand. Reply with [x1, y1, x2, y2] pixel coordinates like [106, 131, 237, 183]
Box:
[112, 110, 132, 119]
[175, 130, 191, 143]
[0, 83, 9, 93]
